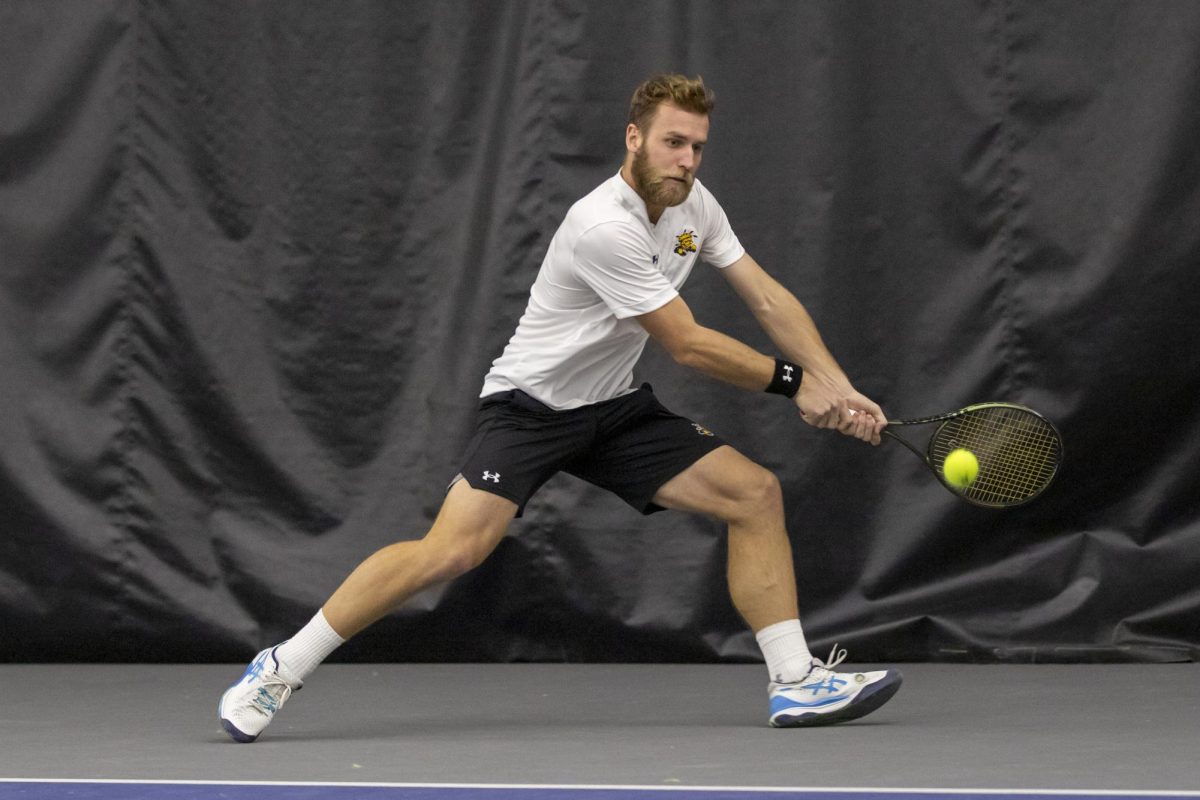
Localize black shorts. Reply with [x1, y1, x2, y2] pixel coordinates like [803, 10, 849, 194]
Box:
[455, 383, 727, 516]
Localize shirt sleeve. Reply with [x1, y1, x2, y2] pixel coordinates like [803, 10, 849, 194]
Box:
[694, 182, 746, 269]
[572, 222, 679, 319]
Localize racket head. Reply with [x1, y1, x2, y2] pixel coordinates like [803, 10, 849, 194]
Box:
[926, 403, 1063, 508]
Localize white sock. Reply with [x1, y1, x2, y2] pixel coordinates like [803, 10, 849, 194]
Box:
[755, 619, 814, 684]
[274, 609, 345, 681]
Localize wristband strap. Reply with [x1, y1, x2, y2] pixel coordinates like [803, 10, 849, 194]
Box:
[765, 358, 802, 398]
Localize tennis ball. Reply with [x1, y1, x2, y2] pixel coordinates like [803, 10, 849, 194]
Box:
[943, 448, 979, 488]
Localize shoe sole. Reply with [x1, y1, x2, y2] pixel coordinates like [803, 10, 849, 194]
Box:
[771, 669, 903, 728]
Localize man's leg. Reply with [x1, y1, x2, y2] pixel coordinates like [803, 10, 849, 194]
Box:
[651, 445, 798, 632]
[323, 480, 518, 639]
[219, 480, 517, 742]
[651, 445, 902, 727]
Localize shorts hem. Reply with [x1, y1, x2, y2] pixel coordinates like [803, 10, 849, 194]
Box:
[626, 441, 729, 516]
[459, 473, 528, 516]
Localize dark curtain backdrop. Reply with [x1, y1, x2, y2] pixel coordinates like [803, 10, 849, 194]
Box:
[1, 0, 1197, 663]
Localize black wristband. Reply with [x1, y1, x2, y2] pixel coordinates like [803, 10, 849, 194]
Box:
[765, 358, 802, 398]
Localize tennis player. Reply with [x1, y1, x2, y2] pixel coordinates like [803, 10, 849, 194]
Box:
[220, 74, 902, 742]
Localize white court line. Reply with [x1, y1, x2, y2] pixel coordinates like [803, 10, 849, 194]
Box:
[0, 780, 1198, 796]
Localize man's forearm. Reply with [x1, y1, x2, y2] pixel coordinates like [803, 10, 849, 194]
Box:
[669, 325, 778, 392]
[750, 291, 849, 389]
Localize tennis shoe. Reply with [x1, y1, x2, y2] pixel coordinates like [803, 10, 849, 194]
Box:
[218, 646, 302, 743]
[768, 645, 902, 727]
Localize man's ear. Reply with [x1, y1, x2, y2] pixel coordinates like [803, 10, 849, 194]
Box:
[625, 122, 641, 153]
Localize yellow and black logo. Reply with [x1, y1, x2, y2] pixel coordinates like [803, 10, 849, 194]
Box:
[674, 230, 698, 257]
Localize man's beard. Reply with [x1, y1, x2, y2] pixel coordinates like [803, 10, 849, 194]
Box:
[631, 147, 693, 209]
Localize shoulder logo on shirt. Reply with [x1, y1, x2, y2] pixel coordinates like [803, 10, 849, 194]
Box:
[674, 230, 698, 257]
[651, 254, 659, 265]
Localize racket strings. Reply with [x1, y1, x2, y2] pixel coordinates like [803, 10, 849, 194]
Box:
[959, 416, 1058, 502]
[946, 416, 1057, 503]
[930, 407, 1061, 505]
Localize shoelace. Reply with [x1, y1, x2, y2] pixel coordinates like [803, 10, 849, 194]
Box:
[806, 644, 849, 681]
[248, 677, 293, 716]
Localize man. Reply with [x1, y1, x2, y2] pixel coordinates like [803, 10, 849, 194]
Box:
[219, 74, 902, 743]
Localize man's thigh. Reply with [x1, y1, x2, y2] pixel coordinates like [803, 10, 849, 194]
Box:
[456, 391, 593, 515]
[567, 385, 727, 514]
[426, 478, 520, 553]
[650, 444, 778, 520]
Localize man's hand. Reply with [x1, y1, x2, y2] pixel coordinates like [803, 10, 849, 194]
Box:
[794, 375, 887, 445]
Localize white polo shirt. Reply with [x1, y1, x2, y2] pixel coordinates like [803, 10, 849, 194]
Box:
[481, 172, 746, 410]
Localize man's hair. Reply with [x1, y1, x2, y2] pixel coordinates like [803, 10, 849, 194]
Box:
[627, 74, 715, 131]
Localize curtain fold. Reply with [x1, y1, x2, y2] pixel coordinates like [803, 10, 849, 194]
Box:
[1, 1, 1197, 662]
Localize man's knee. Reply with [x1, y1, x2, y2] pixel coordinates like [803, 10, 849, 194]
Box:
[726, 464, 784, 523]
[433, 540, 490, 581]
[422, 486, 515, 581]
[418, 525, 501, 582]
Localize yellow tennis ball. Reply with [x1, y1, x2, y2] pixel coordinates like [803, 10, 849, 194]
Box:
[943, 448, 979, 488]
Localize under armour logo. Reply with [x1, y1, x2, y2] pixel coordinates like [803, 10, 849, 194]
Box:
[482, 471, 501, 483]
[782, 365, 794, 382]
[652, 255, 659, 265]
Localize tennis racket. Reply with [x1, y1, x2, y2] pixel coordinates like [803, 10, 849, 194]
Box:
[879, 402, 1063, 508]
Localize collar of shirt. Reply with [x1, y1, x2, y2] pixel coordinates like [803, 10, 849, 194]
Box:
[612, 171, 660, 231]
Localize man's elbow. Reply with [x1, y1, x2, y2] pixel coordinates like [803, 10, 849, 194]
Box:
[662, 333, 706, 370]
[744, 288, 784, 319]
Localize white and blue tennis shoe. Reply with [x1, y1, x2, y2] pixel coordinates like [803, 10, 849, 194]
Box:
[768, 646, 902, 727]
[219, 646, 302, 743]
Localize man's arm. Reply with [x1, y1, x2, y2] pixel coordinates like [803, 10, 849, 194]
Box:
[719, 252, 886, 439]
[721, 254, 847, 383]
[636, 295, 778, 391]
[635, 260, 884, 444]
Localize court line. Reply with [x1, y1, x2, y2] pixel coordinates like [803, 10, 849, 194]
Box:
[1, 780, 1198, 796]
